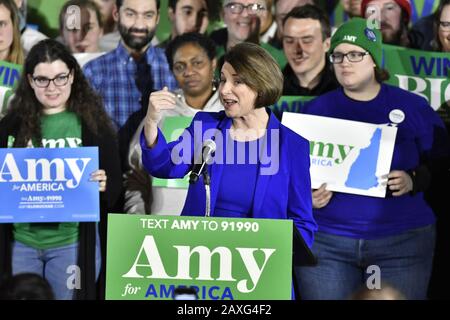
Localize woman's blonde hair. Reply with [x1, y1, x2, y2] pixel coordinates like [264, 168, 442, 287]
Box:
[0, 0, 24, 64]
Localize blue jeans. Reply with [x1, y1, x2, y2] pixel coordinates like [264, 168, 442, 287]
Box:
[12, 229, 101, 300]
[295, 224, 436, 300]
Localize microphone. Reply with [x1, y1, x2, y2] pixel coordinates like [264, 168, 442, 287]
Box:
[189, 139, 216, 184]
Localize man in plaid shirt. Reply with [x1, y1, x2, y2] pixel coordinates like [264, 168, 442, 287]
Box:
[84, 0, 178, 170]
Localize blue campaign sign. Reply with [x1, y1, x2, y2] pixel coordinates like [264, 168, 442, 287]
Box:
[0, 147, 99, 223]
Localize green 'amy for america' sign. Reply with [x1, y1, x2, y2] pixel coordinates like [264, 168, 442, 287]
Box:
[106, 214, 293, 300]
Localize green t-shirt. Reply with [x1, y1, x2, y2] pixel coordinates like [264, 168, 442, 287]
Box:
[13, 110, 82, 249]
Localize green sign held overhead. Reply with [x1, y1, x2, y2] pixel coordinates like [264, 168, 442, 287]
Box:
[383, 44, 450, 124]
[0, 60, 21, 88]
[270, 96, 315, 119]
[0, 60, 21, 118]
[106, 214, 293, 300]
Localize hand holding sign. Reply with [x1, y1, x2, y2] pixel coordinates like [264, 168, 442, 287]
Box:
[312, 183, 333, 209]
[387, 170, 413, 196]
[90, 169, 107, 192]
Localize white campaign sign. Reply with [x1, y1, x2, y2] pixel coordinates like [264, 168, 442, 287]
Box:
[282, 112, 398, 197]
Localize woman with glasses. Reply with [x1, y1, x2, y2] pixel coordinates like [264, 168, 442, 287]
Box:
[296, 18, 450, 300]
[209, 0, 287, 70]
[0, 39, 122, 299]
[433, 0, 450, 52]
[124, 32, 223, 215]
[218, 0, 267, 49]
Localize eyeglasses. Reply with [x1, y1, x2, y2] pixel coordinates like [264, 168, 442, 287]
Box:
[31, 72, 71, 88]
[329, 51, 369, 64]
[224, 2, 266, 15]
[439, 21, 450, 31]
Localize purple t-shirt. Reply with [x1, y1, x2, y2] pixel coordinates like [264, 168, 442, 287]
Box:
[302, 84, 449, 239]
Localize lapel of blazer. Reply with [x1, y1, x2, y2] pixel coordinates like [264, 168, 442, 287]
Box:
[209, 115, 232, 215]
[252, 111, 280, 216]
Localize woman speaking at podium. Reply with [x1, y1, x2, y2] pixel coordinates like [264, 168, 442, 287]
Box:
[140, 42, 317, 250]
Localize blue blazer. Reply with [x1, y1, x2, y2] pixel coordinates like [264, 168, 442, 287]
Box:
[140, 109, 317, 247]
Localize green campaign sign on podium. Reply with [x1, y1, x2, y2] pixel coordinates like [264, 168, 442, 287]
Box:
[105, 214, 293, 300]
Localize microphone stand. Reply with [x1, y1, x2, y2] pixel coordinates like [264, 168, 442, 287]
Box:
[203, 167, 211, 217]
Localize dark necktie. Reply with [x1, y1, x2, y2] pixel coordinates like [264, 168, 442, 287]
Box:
[135, 55, 153, 109]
